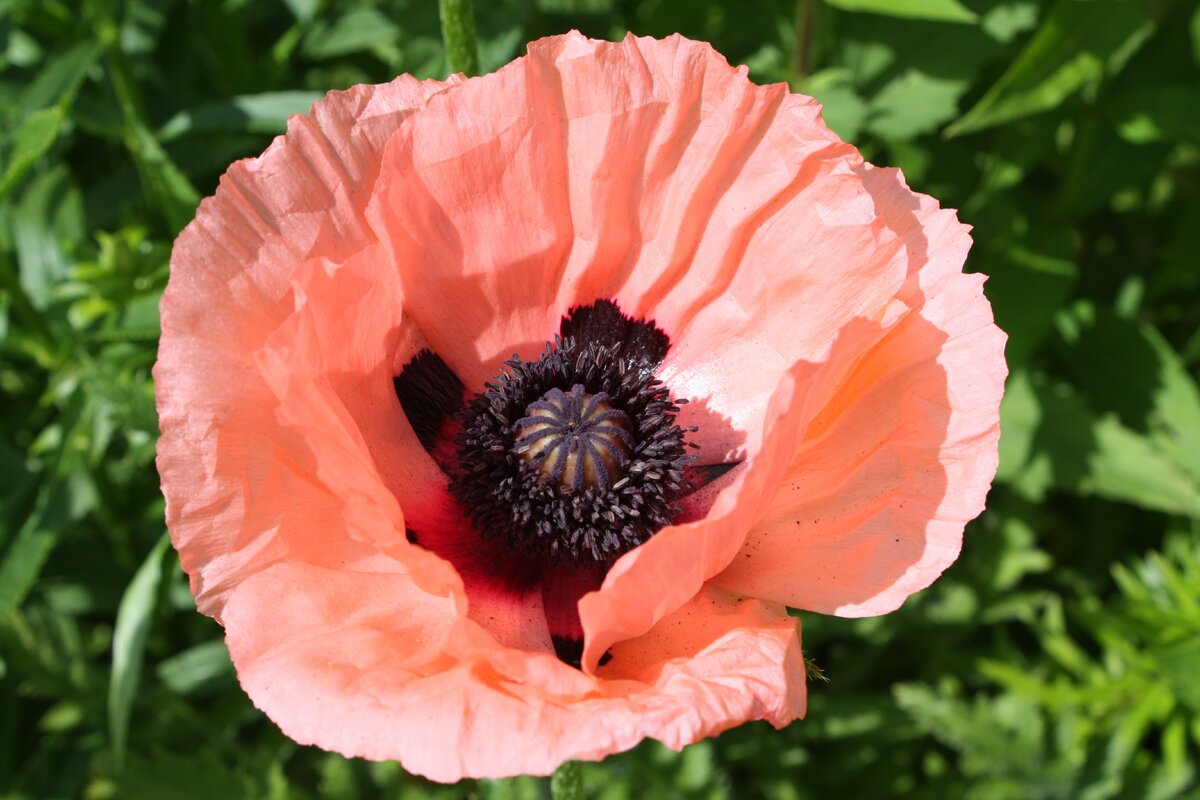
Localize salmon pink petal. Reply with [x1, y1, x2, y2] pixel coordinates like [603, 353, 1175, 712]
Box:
[253, 247, 451, 556]
[156, 75, 461, 616]
[713, 169, 1006, 615]
[365, 54, 572, 389]
[367, 33, 906, 401]
[223, 562, 803, 781]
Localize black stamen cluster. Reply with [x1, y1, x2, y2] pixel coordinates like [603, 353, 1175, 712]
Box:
[452, 337, 696, 565]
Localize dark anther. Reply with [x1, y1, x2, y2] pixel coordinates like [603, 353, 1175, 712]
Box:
[550, 636, 613, 669]
[558, 299, 668, 379]
[393, 350, 465, 450]
[550, 635, 585, 669]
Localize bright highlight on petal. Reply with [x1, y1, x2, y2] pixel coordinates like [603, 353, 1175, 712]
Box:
[155, 31, 1005, 781]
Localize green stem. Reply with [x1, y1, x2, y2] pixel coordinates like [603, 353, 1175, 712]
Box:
[439, 0, 481, 76]
[550, 761, 584, 800]
[792, 0, 817, 85]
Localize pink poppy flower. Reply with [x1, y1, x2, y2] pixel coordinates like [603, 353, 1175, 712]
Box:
[154, 32, 1005, 782]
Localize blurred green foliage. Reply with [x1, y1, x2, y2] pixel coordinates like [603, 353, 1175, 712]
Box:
[2, 0, 1199, 797]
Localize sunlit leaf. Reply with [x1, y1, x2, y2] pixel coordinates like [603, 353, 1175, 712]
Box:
[157, 92, 324, 141]
[11, 166, 85, 310]
[156, 640, 234, 696]
[0, 102, 67, 201]
[108, 533, 171, 771]
[867, 69, 964, 140]
[821, 0, 977, 24]
[1110, 83, 1200, 145]
[804, 68, 868, 140]
[301, 7, 400, 60]
[998, 368, 1200, 516]
[18, 39, 103, 116]
[1156, 639, 1200, 713]
[1056, 303, 1200, 490]
[947, 0, 1155, 136]
[0, 529, 57, 617]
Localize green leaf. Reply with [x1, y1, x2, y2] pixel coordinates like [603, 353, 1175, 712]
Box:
[804, 68, 869, 141]
[3, 27, 44, 68]
[1156, 639, 1200, 713]
[975, 236, 1078, 367]
[832, 13, 1001, 141]
[108, 533, 171, 771]
[821, 0, 977, 24]
[0, 102, 66, 201]
[894, 683, 1052, 785]
[998, 369, 1200, 516]
[1056, 304, 1200, 486]
[979, 0, 1040, 44]
[999, 304, 1200, 515]
[0, 479, 72, 616]
[120, 0, 177, 56]
[11, 166, 85, 309]
[281, 0, 318, 22]
[127, 125, 201, 235]
[157, 91, 324, 141]
[868, 69, 969, 140]
[18, 39, 104, 116]
[91, 15, 201, 235]
[0, 529, 57, 617]
[156, 640, 233, 696]
[475, 0, 530, 74]
[947, 0, 1155, 136]
[300, 7, 400, 60]
[1110, 83, 1200, 145]
[990, 515, 1053, 593]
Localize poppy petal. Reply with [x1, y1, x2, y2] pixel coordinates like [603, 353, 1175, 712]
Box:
[366, 44, 576, 390]
[223, 562, 803, 781]
[366, 33, 904, 401]
[156, 75, 462, 615]
[712, 169, 1006, 615]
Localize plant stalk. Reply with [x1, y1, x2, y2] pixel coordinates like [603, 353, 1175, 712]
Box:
[550, 760, 584, 800]
[439, 0, 481, 76]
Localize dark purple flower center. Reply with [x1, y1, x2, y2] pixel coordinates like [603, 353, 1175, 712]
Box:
[451, 335, 695, 565]
[392, 300, 740, 667]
